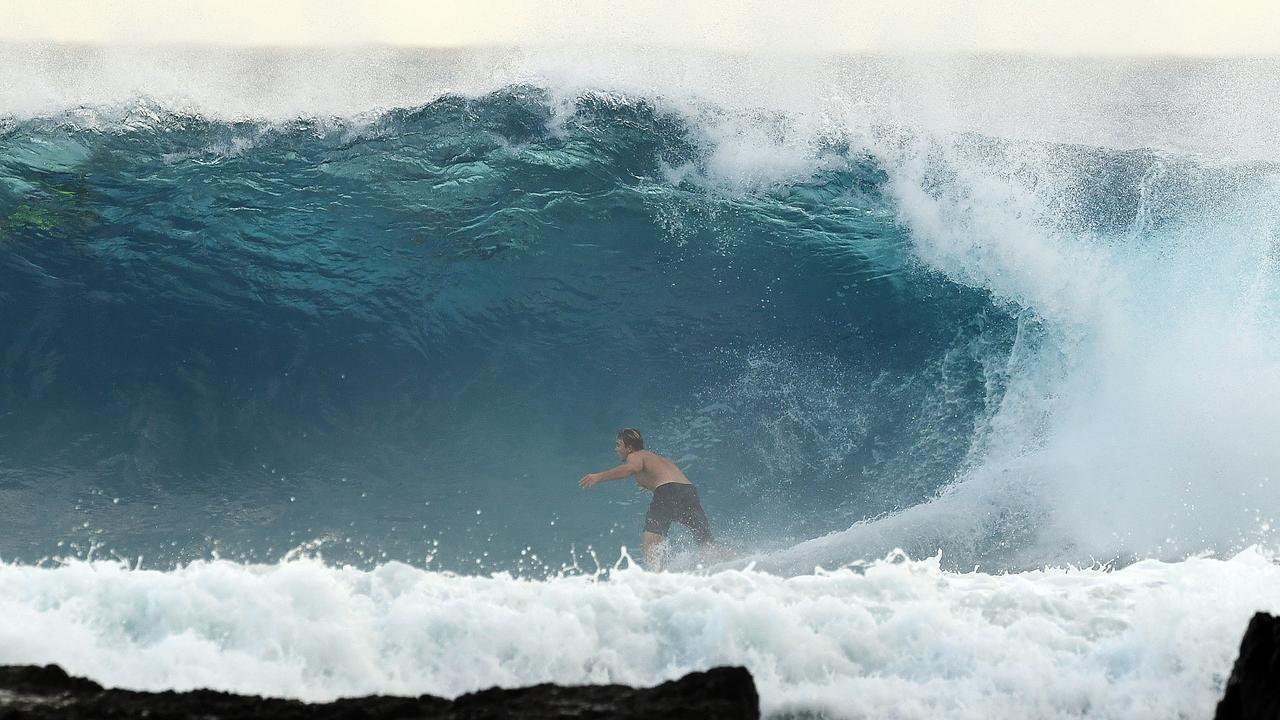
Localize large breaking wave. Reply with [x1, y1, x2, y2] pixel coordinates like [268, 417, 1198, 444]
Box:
[3, 44, 1280, 718]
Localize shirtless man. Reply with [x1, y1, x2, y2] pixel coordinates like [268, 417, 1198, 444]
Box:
[579, 428, 713, 569]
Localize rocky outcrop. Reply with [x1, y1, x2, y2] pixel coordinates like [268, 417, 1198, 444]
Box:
[1216, 612, 1280, 720]
[0, 664, 758, 720]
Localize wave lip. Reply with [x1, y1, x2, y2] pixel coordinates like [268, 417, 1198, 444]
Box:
[4, 43, 1280, 160]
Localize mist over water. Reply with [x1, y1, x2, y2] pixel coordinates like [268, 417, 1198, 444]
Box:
[3, 39, 1280, 718]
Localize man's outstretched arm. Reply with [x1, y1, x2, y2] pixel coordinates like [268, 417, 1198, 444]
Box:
[580, 454, 643, 488]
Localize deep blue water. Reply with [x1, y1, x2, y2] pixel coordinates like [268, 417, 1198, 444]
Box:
[0, 90, 1017, 571]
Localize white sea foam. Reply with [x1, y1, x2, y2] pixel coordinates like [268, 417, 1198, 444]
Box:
[0, 550, 1274, 718]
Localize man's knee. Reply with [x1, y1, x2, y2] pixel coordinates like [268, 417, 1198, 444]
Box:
[642, 531, 666, 569]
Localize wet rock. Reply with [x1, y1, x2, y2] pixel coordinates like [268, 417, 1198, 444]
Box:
[1216, 612, 1280, 720]
[0, 663, 759, 720]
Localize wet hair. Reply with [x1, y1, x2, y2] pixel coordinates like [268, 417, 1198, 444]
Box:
[616, 428, 644, 451]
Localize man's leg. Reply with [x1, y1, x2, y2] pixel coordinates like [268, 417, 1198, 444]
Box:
[642, 531, 666, 570]
[677, 489, 714, 546]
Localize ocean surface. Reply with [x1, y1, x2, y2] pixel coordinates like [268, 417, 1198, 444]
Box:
[3, 45, 1280, 718]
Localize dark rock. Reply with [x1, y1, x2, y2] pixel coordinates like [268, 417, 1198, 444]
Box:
[1216, 612, 1280, 720]
[0, 663, 758, 720]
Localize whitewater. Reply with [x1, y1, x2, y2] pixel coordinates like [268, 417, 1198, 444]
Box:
[3, 41, 1280, 719]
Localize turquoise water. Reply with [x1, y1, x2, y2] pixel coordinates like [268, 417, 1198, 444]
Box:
[0, 91, 1012, 572]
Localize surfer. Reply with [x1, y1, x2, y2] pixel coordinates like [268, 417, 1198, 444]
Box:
[579, 428, 713, 569]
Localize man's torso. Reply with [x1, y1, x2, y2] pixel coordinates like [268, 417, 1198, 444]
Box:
[632, 450, 693, 491]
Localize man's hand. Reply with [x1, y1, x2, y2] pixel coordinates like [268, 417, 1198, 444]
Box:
[579, 473, 601, 489]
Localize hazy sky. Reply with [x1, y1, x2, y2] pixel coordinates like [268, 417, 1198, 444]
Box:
[5, 0, 1280, 56]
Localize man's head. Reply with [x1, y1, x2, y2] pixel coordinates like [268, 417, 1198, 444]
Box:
[615, 428, 644, 459]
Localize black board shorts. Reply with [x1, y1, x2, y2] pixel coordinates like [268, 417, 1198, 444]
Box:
[644, 483, 713, 544]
